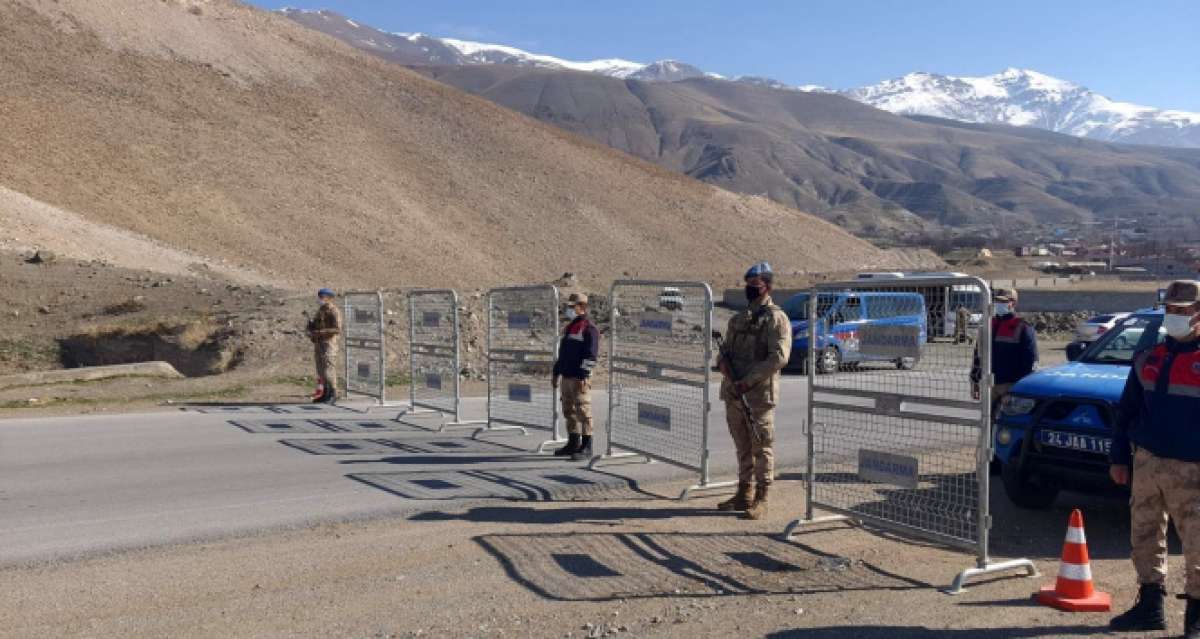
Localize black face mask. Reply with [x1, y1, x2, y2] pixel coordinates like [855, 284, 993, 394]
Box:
[745, 284, 764, 302]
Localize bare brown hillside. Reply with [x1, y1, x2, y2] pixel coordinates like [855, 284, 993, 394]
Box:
[0, 0, 932, 291]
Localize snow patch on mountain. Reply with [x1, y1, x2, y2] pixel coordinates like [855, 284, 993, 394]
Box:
[846, 68, 1200, 147]
[433, 37, 644, 77]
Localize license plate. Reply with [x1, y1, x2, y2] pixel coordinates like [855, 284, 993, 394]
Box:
[1038, 430, 1111, 455]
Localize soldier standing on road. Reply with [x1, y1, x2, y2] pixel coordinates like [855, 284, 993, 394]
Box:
[717, 262, 792, 520]
[970, 288, 1038, 414]
[1108, 280, 1200, 637]
[552, 293, 600, 462]
[307, 288, 342, 404]
[955, 305, 972, 344]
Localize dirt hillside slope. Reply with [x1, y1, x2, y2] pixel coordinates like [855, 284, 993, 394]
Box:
[0, 0, 928, 291]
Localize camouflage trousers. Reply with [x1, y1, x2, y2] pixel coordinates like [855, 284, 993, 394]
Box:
[725, 399, 775, 486]
[1130, 448, 1200, 598]
[560, 377, 593, 436]
[313, 339, 338, 392]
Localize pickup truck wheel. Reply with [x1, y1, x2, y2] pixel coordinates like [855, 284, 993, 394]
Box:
[1001, 457, 1058, 509]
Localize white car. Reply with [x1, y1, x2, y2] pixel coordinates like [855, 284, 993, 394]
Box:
[1075, 313, 1131, 343]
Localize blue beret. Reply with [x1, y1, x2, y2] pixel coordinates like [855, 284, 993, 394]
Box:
[744, 262, 773, 279]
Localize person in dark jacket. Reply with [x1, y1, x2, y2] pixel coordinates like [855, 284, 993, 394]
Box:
[1108, 280, 1200, 636]
[971, 288, 1038, 414]
[552, 292, 600, 461]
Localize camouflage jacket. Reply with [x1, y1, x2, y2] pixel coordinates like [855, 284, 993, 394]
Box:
[308, 303, 342, 342]
[720, 295, 792, 407]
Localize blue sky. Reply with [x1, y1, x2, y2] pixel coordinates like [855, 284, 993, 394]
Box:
[256, 1, 1200, 110]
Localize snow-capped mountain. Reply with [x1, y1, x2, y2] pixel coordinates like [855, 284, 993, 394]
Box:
[280, 8, 684, 80]
[628, 60, 708, 82]
[280, 8, 1200, 148]
[433, 36, 644, 77]
[846, 69, 1200, 147]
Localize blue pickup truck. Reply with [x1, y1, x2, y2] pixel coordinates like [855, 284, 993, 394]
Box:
[994, 309, 1163, 508]
[780, 291, 927, 374]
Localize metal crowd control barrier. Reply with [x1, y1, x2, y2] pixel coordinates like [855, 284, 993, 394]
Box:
[342, 290, 397, 410]
[401, 289, 485, 431]
[782, 276, 1036, 593]
[477, 285, 563, 451]
[590, 281, 733, 499]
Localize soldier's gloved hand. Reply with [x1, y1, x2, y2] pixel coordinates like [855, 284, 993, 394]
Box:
[1110, 464, 1130, 486]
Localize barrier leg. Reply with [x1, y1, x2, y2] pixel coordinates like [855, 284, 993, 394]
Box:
[471, 423, 529, 439]
[589, 451, 652, 470]
[439, 418, 488, 433]
[393, 406, 437, 422]
[781, 514, 853, 540]
[537, 437, 569, 453]
[338, 396, 408, 414]
[679, 479, 737, 501]
[945, 559, 1039, 595]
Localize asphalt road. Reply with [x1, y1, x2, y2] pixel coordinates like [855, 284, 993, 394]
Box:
[0, 378, 811, 566]
[0, 344, 1068, 568]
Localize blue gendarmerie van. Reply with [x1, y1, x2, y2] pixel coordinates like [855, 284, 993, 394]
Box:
[994, 309, 1163, 508]
[780, 291, 928, 374]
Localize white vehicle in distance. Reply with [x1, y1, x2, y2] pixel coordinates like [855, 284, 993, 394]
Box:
[659, 286, 684, 310]
[1076, 312, 1132, 343]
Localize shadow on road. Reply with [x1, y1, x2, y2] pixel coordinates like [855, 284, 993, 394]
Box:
[349, 467, 655, 502]
[185, 402, 351, 415]
[764, 625, 1102, 638]
[475, 531, 929, 602]
[411, 504, 720, 524]
[280, 437, 527, 456]
[227, 417, 421, 434]
[338, 454, 544, 466]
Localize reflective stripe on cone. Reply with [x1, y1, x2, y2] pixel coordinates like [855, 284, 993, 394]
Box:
[1036, 509, 1111, 612]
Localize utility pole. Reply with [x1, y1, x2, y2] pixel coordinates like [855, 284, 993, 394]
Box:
[1109, 217, 1117, 273]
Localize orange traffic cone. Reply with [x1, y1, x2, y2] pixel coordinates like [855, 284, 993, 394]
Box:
[1036, 509, 1111, 612]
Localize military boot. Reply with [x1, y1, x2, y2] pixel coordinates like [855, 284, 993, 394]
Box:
[742, 484, 770, 520]
[717, 483, 755, 512]
[571, 435, 594, 461]
[553, 433, 581, 457]
[1109, 583, 1166, 632]
[1184, 596, 1200, 639]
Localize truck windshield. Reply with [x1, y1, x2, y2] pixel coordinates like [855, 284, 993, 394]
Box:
[1081, 316, 1165, 365]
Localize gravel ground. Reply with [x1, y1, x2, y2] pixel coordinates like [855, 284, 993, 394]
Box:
[0, 471, 1184, 639]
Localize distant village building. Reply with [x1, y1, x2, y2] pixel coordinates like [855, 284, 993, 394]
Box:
[1116, 259, 1200, 279]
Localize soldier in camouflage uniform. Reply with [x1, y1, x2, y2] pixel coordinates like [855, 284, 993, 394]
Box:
[717, 262, 792, 520]
[955, 305, 971, 344]
[307, 288, 343, 404]
[1110, 280, 1200, 637]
